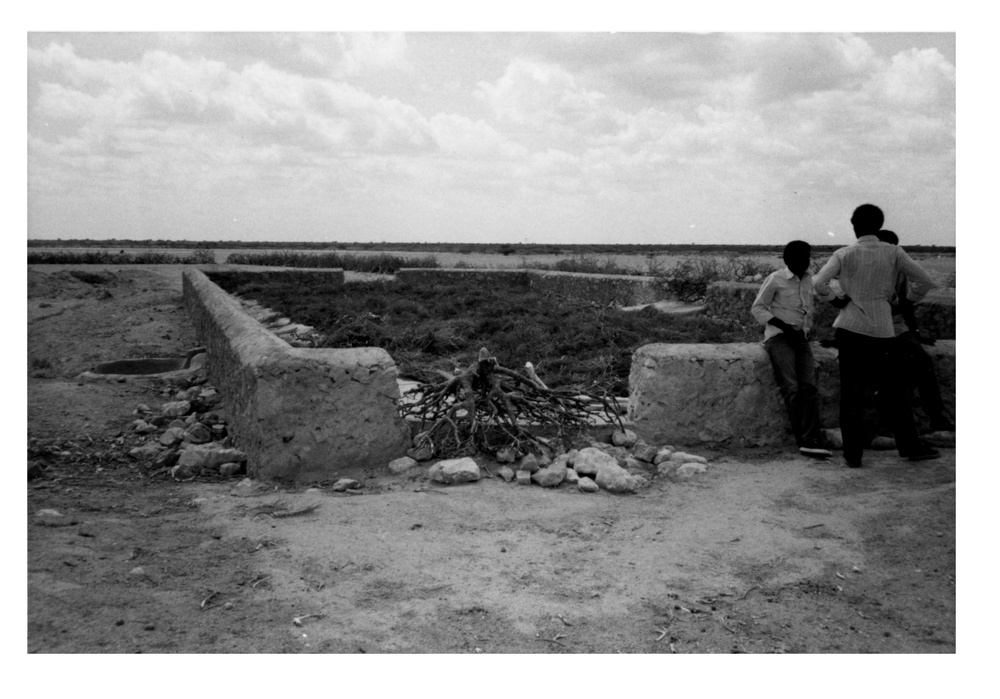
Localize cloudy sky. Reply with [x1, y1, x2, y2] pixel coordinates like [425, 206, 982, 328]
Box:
[26, 30, 956, 246]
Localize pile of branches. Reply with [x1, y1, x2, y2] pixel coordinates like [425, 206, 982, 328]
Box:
[400, 347, 625, 459]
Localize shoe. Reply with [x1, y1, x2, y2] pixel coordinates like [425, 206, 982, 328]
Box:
[799, 444, 833, 458]
[845, 456, 864, 468]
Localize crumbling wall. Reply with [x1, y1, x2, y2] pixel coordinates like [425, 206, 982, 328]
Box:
[628, 341, 955, 447]
[182, 268, 410, 481]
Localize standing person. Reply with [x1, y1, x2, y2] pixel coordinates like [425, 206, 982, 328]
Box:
[751, 240, 833, 458]
[813, 204, 941, 467]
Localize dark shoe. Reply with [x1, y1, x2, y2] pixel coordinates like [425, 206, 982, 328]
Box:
[799, 443, 833, 458]
[845, 456, 864, 468]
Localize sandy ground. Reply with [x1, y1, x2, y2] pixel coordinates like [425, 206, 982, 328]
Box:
[26, 264, 957, 661]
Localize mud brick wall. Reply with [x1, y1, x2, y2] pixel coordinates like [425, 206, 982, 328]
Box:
[201, 266, 347, 289]
[704, 281, 956, 342]
[396, 268, 659, 306]
[628, 341, 955, 447]
[182, 268, 410, 482]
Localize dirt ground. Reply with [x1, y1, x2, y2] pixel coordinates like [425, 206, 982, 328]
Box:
[26, 264, 956, 657]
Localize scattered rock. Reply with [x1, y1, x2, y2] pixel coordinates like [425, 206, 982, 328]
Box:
[531, 460, 568, 487]
[171, 462, 201, 481]
[428, 458, 481, 485]
[388, 456, 419, 474]
[129, 566, 146, 577]
[595, 460, 640, 494]
[577, 477, 600, 493]
[332, 478, 361, 491]
[572, 447, 619, 478]
[497, 466, 515, 483]
[676, 462, 708, 478]
[128, 444, 162, 460]
[496, 447, 517, 464]
[516, 469, 532, 485]
[869, 436, 897, 450]
[669, 451, 708, 464]
[656, 462, 677, 477]
[132, 419, 156, 434]
[518, 453, 541, 474]
[168, 419, 187, 429]
[152, 447, 181, 469]
[632, 443, 659, 463]
[564, 468, 580, 485]
[407, 443, 434, 462]
[219, 462, 244, 477]
[176, 444, 248, 471]
[161, 400, 192, 417]
[611, 428, 638, 448]
[159, 426, 186, 447]
[135, 404, 152, 415]
[235, 478, 254, 489]
[183, 423, 213, 444]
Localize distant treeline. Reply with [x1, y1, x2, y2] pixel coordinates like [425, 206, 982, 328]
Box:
[27, 239, 956, 255]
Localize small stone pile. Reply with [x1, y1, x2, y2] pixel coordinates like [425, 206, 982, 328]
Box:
[392, 427, 711, 495]
[127, 381, 248, 481]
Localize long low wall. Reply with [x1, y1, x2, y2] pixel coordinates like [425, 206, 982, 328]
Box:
[628, 341, 955, 447]
[182, 268, 410, 482]
[397, 268, 659, 306]
[705, 281, 956, 341]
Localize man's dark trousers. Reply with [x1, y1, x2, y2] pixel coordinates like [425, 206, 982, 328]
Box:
[835, 328, 921, 463]
[764, 331, 822, 447]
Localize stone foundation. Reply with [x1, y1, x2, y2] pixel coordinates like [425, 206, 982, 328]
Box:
[628, 341, 955, 447]
[182, 268, 410, 482]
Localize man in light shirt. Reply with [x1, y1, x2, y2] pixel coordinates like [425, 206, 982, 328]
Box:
[813, 204, 940, 467]
[751, 240, 833, 458]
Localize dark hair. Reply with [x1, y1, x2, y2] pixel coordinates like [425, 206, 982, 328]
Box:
[850, 204, 885, 235]
[877, 229, 899, 245]
[783, 240, 811, 265]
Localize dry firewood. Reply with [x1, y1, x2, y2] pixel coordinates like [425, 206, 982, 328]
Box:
[400, 347, 624, 459]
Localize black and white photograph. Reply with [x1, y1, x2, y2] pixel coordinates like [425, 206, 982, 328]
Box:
[21, 2, 979, 687]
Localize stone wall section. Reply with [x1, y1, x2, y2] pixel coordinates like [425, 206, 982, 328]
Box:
[628, 341, 955, 447]
[182, 268, 410, 482]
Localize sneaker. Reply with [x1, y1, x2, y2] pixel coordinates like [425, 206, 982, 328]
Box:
[799, 444, 833, 458]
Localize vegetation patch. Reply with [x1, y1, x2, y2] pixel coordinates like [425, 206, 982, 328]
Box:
[208, 271, 754, 395]
[223, 251, 439, 274]
[28, 250, 216, 265]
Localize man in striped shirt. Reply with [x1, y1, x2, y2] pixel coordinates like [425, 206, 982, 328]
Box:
[813, 204, 940, 467]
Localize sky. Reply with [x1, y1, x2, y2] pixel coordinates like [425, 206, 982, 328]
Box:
[26, 28, 957, 247]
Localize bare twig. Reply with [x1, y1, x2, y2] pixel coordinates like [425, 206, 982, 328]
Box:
[739, 585, 761, 601]
[292, 614, 325, 627]
[654, 627, 669, 642]
[271, 504, 320, 518]
[200, 591, 219, 610]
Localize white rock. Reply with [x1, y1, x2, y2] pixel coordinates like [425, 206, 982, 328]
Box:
[161, 400, 192, 417]
[676, 462, 708, 478]
[595, 460, 640, 494]
[653, 448, 674, 465]
[577, 477, 600, 493]
[611, 428, 638, 448]
[669, 451, 707, 464]
[531, 460, 568, 487]
[564, 468, 580, 485]
[516, 469, 532, 485]
[177, 444, 248, 470]
[572, 447, 619, 478]
[388, 456, 419, 474]
[332, 478, 361, 491]
[428, 457, 481, 485]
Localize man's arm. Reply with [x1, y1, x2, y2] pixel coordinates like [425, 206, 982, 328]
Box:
[896, 247, 936, 304]
[750, 276, 778, 326]
[811, 252, 841, 298]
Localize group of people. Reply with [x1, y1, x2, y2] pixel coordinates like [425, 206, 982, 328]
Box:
[750, 203, 953, 468]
